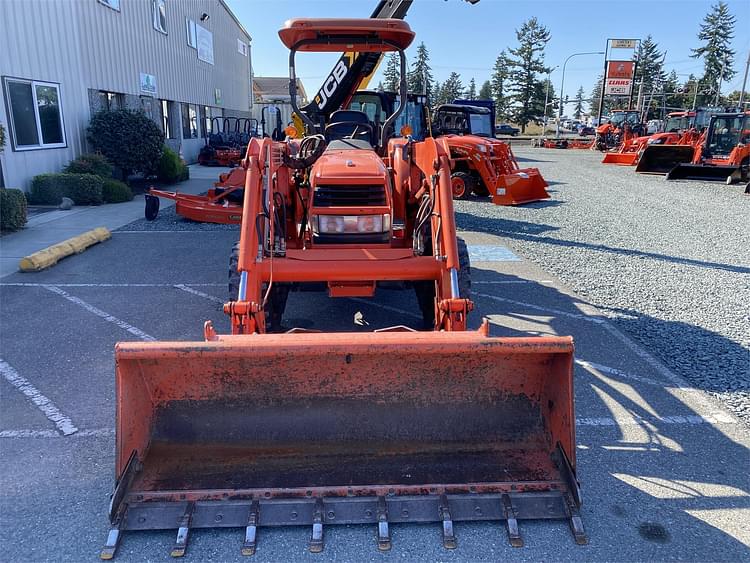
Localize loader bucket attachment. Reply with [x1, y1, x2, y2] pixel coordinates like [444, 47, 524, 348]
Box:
[666, 163, 742, 182]
[104, 329, 585, 557]
[494, 169, 550, 206]
[636, 145, 696, 175]
[601, 152, 638, 165]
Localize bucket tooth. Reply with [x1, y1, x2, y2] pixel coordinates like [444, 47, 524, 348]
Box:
[566, 497, 588, 545]
[502, 494, 523, 547]
[309, 499, 324, 553]
[376, 496, 391, 551]
[100, 504, 127, 560]
[439, 495, 457, 549]
[170, 502, 195, 557]
[241, 500, 260, 556]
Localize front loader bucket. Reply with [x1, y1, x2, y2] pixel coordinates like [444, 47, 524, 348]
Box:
[103, 328, 584, 557]
[636, 145, 696, 175]
[601, 151, 638, 165]
[666, 163, 742, 182]
[494, 168, 550, 205]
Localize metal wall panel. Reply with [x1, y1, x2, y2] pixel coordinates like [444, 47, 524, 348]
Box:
[0, 0, 252, 189]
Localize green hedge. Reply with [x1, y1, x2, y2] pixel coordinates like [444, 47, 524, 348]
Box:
[30, 173, 103, 205]
[156, 146, 182, 183]
[64, 153, 113, 178]
[0, 188, 28, 232]
[102, 178, 133, 203]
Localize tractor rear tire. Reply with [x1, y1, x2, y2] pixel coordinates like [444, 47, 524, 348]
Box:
[451, 172, 475, 200]
[144, 194, 159, 221]
[414, 236, 471, 329]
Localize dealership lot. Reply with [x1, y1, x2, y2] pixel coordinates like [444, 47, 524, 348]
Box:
[1, 149, 749, 561]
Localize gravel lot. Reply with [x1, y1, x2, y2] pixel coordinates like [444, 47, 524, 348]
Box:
[454, 146, 750, 423]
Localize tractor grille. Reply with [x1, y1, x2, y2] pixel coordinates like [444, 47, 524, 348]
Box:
[313, 184, 387, 207]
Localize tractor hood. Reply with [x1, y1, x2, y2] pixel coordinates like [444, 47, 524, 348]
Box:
[312, 147, 388, 182]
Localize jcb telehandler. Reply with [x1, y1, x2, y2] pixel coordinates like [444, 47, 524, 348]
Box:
[102, 19, 584, 559]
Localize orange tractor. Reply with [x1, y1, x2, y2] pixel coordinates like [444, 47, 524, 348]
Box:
[432, 103, 550, 204]
[666, 111, 750, 183]
[602, 111, 692, 166]
[102, 19, 584, 559]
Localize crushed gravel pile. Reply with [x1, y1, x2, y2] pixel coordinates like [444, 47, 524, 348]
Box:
[455, 146, 750, 423]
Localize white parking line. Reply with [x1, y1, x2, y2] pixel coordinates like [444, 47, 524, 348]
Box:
[1, 412, 737, 440]
[0, 359, 78, 436]
[1, 283, 223, 287]
[42, 285, 156, 341]
[174, 284, 225, 304]
[576, 359, 665, 387]
[474, 292, 604, 324]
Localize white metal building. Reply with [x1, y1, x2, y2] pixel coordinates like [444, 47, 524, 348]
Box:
[0, 0, 253, 190]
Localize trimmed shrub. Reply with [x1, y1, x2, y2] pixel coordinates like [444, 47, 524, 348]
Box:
[0, 188, 28, 232]
[157, 146, 182, 183]
[30, 173, 103, 205]
[87, 109, 164, 178]
[102, 178, 133, 203]
[179, 162, 190, 181]
[64, 153, 114, 178]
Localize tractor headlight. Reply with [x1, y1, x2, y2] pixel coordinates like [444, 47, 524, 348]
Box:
[647, 138, 665, 145]
[313, 214, 390, 234]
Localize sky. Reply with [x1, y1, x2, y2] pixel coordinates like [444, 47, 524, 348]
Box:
[226, 0, 750, 114]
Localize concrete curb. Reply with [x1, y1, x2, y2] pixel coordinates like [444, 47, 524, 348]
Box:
[19, 227, 111, 272]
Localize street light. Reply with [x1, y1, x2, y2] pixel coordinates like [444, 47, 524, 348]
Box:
[557, 51, 605, 137]
[539, 65, 558, 141]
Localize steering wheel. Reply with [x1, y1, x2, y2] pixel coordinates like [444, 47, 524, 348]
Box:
[325, 121, 374, 143]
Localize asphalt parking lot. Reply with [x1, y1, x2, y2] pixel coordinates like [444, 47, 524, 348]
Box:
[1, 149, 749, 562]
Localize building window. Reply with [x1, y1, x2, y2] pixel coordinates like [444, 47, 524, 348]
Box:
[160, 99, 175, 138]
[181, 103, 198, 139]
[186, 19, 197, 48]
[140, 96, 155, 121]
[199, 105, 208, 137]
[237, 39, 248, 56]
[153, 0, 167, 34]
[3, 77, 66, 150]
[97, 90, 123, 111]
[97, 0, 120, 11]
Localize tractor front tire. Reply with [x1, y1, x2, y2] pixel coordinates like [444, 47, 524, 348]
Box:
[451, 172, 475, 200]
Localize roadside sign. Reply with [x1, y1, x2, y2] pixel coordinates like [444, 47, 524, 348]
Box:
[605, 78, 633, 95]
[607, 61, 635, 79]
[611, 39, 637, 49]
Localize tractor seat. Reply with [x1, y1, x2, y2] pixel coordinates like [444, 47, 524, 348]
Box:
[325, 110, 374, 144]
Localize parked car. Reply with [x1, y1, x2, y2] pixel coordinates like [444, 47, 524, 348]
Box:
[496, 123, 520, 136]
[577, 124, 595, 136]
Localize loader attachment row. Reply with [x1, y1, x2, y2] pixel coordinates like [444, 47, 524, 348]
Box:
[101, 464, 586, 559]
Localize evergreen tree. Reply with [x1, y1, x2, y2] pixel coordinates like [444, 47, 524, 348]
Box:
[478, 80, 492, 100]
[662, 70, 683, 110]
[573, 86, 585, 119]
[441, 72, 464, 104]
[431, 81, 442, 106]
[383, 53, 400, 92]
[407, 42, 434, 95]
[633, 35, 666, 94]
[507, 18, 551, 132]
[465, 78, 477, 100]
[376, 81, 385, 92]
[691, 1, 736, 94]
[491, 51, 511, 120]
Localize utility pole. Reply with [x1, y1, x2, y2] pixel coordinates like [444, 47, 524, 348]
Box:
[715, 55, 727, 106]
[739, 50, 749, 108]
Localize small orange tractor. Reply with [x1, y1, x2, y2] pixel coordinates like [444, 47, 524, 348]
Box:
[432, 103, 550, 204]
[601, 111, 694, 166]
[594, 110, 644, 152]
[666, 111, 750, 183]
[102, 18, 584, 559]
